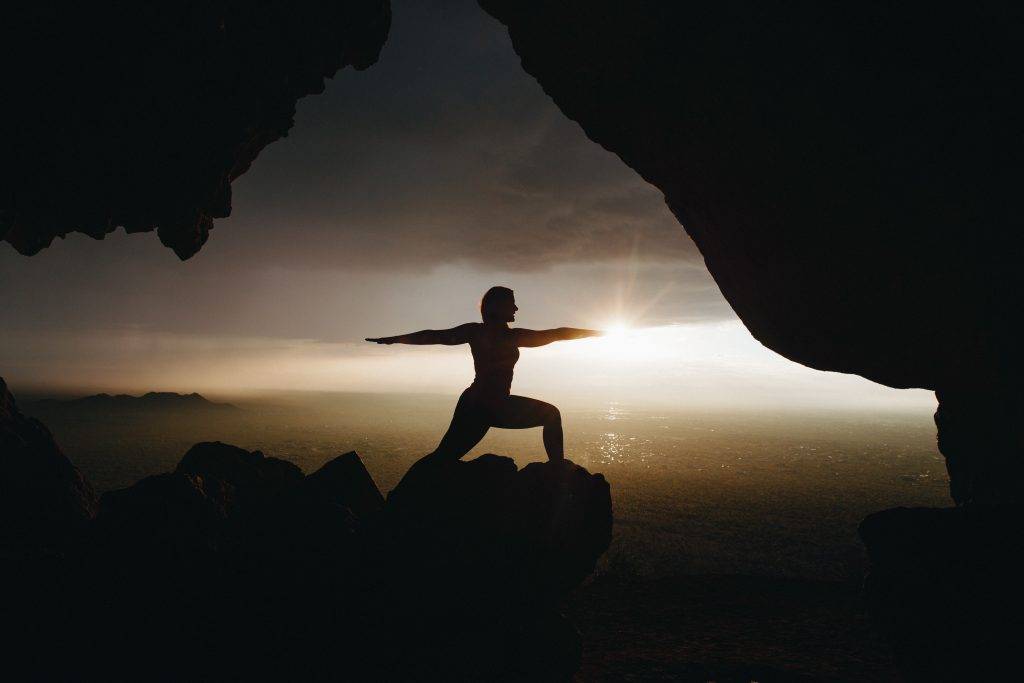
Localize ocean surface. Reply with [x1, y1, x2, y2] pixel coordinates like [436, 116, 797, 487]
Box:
[28, 392, 950, 582]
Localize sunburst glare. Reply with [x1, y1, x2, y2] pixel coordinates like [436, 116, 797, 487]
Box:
[570, 319, 663, 363]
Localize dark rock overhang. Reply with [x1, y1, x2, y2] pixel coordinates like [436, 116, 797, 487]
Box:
[478, 1, 1021, 394]
[1, 1, 390, 259]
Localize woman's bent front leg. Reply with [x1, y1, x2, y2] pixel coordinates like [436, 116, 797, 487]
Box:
[493, 395, 564, 461]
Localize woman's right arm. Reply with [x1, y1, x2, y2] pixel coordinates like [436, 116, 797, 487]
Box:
[366, 323, 477, 345]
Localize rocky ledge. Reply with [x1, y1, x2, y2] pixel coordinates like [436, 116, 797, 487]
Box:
[2, 381, 611, 680]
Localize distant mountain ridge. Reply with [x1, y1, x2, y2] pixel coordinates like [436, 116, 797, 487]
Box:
[26, 392, 238, 413]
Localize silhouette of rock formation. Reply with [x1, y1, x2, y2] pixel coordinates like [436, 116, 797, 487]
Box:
[0, 377, 97, 553]
[176, 440, 303, 509]
[860, 507, 1024, 680]
[478, 1, 1021, 505]
[1, 2, 390, 259]
[24, 391, 240, 419]
[296, 449, 385, 518]
[383, 454, 612, 675]
[1, 383, 611, 678]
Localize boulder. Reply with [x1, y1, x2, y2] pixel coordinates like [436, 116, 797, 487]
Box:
[375, 454, 612, 677]
[500, 460, 613, 600]
[384, 455, 609, 591]
[296, 450, 385, 518]
[176, 440, 303, 513]
[387, 452, 519, 524]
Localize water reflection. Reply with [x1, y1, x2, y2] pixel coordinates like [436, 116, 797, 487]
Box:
[603, 402, 630, 421]
[589, 428, 654, 467]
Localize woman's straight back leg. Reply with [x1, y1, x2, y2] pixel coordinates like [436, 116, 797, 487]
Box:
[428, 393, 491, 462]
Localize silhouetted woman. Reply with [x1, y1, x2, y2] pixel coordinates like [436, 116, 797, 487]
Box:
[366, 286, 600, 463]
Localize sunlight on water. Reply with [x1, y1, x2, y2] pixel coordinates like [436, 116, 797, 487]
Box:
[591, 431, 653, 467]
[583, 403, 655, 467]
[603, 402, 626, 420]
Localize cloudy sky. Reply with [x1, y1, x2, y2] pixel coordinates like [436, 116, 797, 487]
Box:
[0, 0, 932, 410]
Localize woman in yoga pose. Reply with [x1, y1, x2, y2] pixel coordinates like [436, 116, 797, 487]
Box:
[366, 286, 601, 463]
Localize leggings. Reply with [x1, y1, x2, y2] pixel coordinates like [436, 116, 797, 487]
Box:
[428, 387, 563, 462]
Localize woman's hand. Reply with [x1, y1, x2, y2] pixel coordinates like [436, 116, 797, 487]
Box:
[365, 337, 396, 344]
[565, 327, 604, 340]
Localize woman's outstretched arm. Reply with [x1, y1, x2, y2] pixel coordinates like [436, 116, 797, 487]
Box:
[366, 323, 477, 346]
[514, 327, 603, 348]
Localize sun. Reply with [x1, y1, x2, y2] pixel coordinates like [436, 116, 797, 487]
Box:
[604, 321, 630, 338]
[596, 320, 637, 359]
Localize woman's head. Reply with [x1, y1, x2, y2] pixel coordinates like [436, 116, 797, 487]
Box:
[480, 286, 517, 323]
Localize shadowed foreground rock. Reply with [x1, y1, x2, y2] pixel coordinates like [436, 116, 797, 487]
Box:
[0, 378, 97, 553]
[383, 455, 612, 676]
[3, 423, 611, 679]
[176, 440, 304, 512]
[860, 506, 1024, 681]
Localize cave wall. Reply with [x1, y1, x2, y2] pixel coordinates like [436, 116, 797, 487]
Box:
[1, 1, 390, 259]
[3, 2, 1020, 501]
[479, 1, 1023, 502]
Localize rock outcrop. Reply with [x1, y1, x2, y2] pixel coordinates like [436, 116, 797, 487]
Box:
[1, 1, 390, 259]
[176, 440, 304, 512]
[382, 454, 612, 676]
[295, 449, 385, 519]
[0, 377, 97, 553]
[477, 1, 1022, 504]
[2, 394, 611, 679]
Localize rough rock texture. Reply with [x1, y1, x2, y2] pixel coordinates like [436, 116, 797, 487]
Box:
[0, 376, 97, 552]
[3, 414, 611, 678]
[1, 1, 390, 259]
[859, 506, 1024, 680]
[176, 440, 304, 512]
[478, 1, 1022, 504]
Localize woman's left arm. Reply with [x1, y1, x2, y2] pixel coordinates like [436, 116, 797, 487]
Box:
[514, 327, 602, 347]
